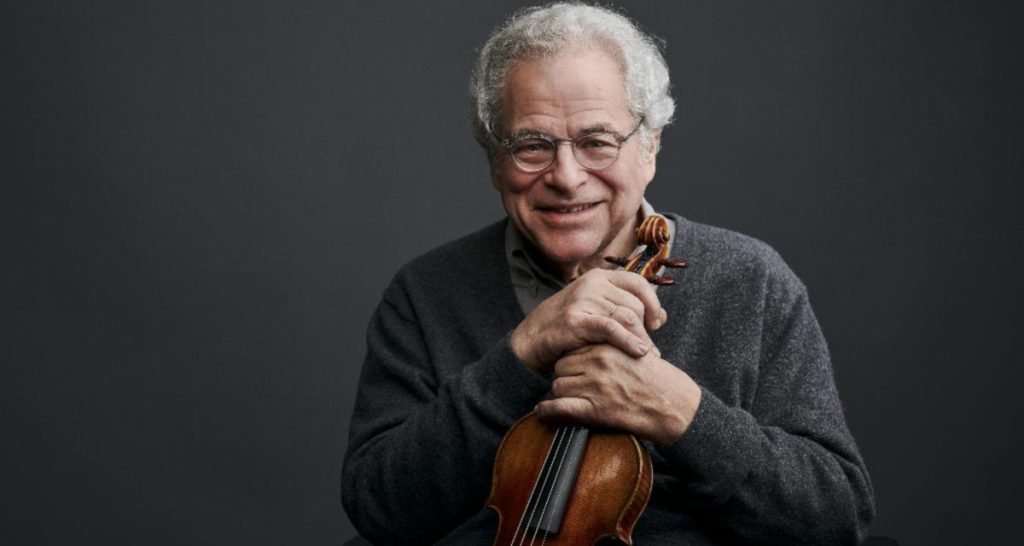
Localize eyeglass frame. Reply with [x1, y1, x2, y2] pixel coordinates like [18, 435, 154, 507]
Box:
[495, 116, 646, 173]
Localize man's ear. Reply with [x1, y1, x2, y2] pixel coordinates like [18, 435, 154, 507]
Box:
[647, 129, 662, 162]
[490, 167, 502, 190]
[643, 129, 662, 182]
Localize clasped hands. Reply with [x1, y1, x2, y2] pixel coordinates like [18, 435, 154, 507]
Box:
[509, 269, 701, 445]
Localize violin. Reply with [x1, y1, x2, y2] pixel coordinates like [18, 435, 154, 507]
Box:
[487, 214, 686, 545]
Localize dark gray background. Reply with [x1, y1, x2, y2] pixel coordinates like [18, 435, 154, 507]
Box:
[4, 1, 1021, 544]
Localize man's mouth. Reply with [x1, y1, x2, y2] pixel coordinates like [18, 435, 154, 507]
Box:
[536, 202, 598, 213]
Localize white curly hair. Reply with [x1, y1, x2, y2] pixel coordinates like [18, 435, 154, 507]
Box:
[470, 2, 675, 164]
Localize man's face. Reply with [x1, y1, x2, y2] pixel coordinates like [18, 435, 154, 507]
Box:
[491, 48, 659, 277]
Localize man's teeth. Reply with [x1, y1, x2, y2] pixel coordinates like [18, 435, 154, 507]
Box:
[551, 204, 590, 213]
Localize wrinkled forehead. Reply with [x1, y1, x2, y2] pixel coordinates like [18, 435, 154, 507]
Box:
[497, 43, 630, 132]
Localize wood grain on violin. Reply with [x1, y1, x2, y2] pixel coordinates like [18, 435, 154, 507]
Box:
[487, 215, 686, 545]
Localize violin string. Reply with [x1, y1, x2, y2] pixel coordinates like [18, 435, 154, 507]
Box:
[517, 425, 568, 546]
[521, 425, 571, 546]
[533, 425, 583, 546]
[527, 425, 579, 546]
[511, 425, 567, 546]
[538, 425, 585, 546]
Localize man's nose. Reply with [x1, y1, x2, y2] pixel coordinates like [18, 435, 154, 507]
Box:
[544, 141, 588, 192]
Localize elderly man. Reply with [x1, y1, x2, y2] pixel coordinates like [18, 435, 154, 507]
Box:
[342, 3, 874, 544]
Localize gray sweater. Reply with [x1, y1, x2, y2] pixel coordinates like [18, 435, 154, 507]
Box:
[342, 214, 875, 545]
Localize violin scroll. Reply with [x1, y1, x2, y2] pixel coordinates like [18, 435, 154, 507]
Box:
[605, 214, 687, 285]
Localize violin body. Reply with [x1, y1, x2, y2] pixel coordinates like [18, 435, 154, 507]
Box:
[487, 412, 653, 545]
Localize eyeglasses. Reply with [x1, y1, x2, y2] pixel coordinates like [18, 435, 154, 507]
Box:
[498, 117, 645, 173]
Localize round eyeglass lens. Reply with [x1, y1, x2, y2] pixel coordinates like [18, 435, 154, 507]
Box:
[573, 133, 621, 169]
[510, 139, 556, 171]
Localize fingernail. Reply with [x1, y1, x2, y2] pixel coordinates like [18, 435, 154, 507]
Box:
[636, 343, 649, 355]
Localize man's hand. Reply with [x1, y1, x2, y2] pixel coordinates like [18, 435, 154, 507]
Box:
[536, 344, 702, 445]
[510, 269, 668, 374]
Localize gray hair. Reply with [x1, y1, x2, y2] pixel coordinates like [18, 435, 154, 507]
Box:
[470, 2, 675, 164]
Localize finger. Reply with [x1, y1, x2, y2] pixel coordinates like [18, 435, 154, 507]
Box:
[607, 307, 660, 355]
[571, 272, 655, 342]
[563, 344, 595, 357]
[550, 375, 589, 399]
[585, 290, 654, 345]
[606, 303, 650, 342]
[574, 271, 646, 328]
[604, 271, 667, 331]
[553, 351, 588, 375]
[577, 314, 650, 358]
[535, 397, 599, 426]
[597, 287, 647, 330]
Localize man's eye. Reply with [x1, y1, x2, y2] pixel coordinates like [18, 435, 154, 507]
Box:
[578, 135, 617, 149]
[513, 140, 553, 155]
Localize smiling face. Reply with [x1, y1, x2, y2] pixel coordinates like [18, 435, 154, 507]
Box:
[491, 47, 659, 280]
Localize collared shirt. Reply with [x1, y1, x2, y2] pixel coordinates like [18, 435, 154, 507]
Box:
[505, 198, 676, 314]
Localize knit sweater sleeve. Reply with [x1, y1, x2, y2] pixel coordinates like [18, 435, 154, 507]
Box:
[655, 246, 875, 545]
[341, 262, 549, 544]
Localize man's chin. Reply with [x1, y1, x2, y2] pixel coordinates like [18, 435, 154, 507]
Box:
[534, 240, 602, 268]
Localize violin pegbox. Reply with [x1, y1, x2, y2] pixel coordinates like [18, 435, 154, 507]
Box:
[605, 214, 687, 285]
